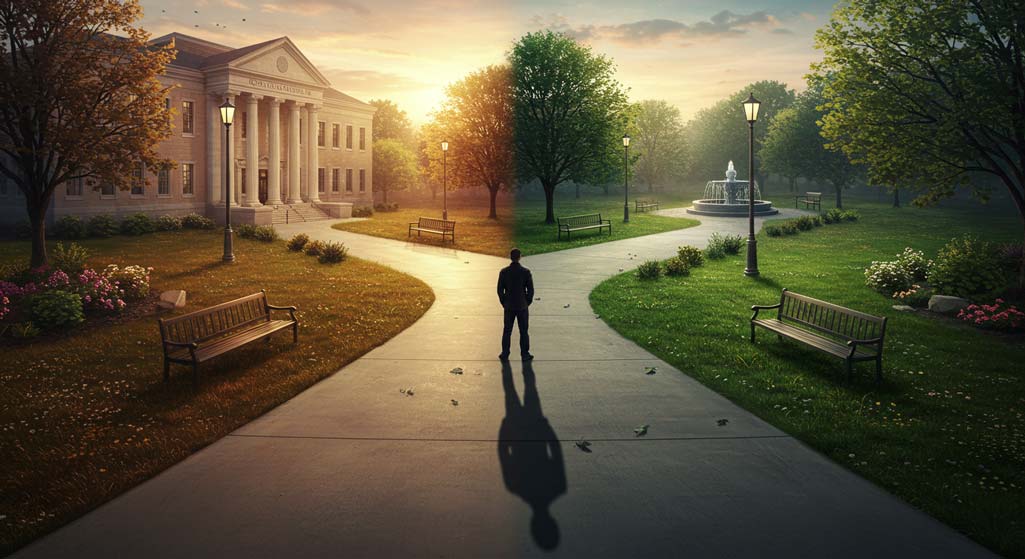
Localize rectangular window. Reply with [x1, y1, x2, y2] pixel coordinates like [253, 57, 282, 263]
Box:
[130, 163, 145, 196]
[345, 168, 353, 192]
[241, 168, 247, 195]
[359, 127, 366, 150]
[359, 168, 366, 192]
[65, 177, 84, 198]
[158, 168, 170, 196]
[182, 163, 194, 196]
[332, 124, 340, 148]
[318, 122, 325, 147]
[318, 167, 326, 193]
[331, 168, 340, 192]
[182, 100, 195, 135]
[345, 125, 353, 149]
[100, 182, 116, 198]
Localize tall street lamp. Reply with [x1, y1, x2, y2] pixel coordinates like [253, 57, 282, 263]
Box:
[219, 98, 236, 263]
[743, 92, 761, 277]
[441, 140, 449, 220]
[622, 134, 630, 223]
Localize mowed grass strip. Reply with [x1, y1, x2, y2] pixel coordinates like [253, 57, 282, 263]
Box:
[0, 230, 434, 555]
[331, 191, 698, 257]
[590, 202, 1025, 558]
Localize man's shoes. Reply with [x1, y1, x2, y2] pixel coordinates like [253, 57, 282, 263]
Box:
[521, 353, 534, 361]
[499, 353, 510, 361]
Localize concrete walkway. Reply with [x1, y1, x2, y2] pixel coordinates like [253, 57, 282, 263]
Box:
[16, 209, 993, 558]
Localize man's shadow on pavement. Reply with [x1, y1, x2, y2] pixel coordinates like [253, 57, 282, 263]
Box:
[498, 360, 567, 551]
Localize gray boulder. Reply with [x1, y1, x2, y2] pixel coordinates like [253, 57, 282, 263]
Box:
[928, 295, 969, 314]
[891, 305, 916, 312]
[158, 290, 187, 310]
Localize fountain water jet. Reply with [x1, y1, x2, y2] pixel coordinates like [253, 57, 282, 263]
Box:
[686, 161, 778, 217]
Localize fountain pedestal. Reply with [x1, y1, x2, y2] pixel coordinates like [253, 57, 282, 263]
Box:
[686, 160, 778, 217]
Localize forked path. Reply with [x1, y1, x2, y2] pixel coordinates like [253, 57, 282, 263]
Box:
[16, 210, 992, 558]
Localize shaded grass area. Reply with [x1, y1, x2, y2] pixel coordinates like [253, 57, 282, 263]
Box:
[331, 192, 698, 257]
[590, 202, 1025, 557]
[0, 231, 434, 555]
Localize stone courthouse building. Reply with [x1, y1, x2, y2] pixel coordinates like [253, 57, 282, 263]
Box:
[0, 33, 375, 225]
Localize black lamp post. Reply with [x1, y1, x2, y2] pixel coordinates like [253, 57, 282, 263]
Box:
[743, 92, 761, 277]
[622, 134, 630, 223]
[441, 140, 449, 220]
[219, 98, 236, 263]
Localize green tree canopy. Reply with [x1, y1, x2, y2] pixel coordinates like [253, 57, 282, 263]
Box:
[372, 138, 417, 204]
[369, 99, 414, 147]
[812, 0, 1025, 270]
[631, 100, 688, 193]
[685, 81, 794, 188]
[510, 31, 629, 223]
[0, 0, 175, 266]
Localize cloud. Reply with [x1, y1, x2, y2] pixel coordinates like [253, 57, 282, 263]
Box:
[259, 0, 368, 16]
[222, 0, 249, 9]
[322, 69, 428, 93]
[537, 10, 789, 46]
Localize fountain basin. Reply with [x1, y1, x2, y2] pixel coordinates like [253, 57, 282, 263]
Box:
[686, 199, 778, 217]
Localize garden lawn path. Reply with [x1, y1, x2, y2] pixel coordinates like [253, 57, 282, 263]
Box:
[13, 208, 994, 558]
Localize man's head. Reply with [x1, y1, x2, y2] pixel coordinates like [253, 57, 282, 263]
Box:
[510, 248, 522, 262]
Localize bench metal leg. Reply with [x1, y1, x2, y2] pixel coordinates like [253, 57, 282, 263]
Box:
[192, 361, 200, 386]
[875, 357, 883, 383]
[845, 359, 853, 383]
[293, 323, 299, 343]
[750, 323, 756, 343]
[163, 359, 170, 381]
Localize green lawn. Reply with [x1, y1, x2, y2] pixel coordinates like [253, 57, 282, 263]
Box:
[332, 190, 699, 257]
[590, 201, 1025, 557]
[0, 231, 434, 555]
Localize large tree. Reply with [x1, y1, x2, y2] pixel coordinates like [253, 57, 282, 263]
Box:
[685, 81, 794, 189]
[631, 100, 687, 193]
[0, 0, 174, 266]
[372, 138, 417, 204]
[431, 65, 514, 219]
[369, 99, 414, 147]
[813, 0, 1025, 281]
[510, 31, 628, 223]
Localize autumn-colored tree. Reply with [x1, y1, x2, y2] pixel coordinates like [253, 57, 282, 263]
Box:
[431, 65, 514, 219]
[369, 99, 415, 147]
[0, 0, 174, 266]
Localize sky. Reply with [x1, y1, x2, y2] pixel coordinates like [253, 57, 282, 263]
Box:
[139, 0, 838, 125]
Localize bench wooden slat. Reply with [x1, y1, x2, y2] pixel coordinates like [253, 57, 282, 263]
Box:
[557, 213, 612, 240]
[751, 289, 887, 382]
[409, 216, 456, 242]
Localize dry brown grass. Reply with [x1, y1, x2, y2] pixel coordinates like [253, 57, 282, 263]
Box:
[335, 203, 514, 256]
[0, 230, 434, 554]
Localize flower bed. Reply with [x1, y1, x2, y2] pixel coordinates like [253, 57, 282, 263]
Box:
[957, 299, 1025, 331]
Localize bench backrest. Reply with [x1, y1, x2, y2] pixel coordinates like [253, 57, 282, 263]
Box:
[559, 213, 603, 227]
[777, 289, 885, 342]
[159, 291, 269, 345]
[417, 217, 455, 231]
[804, 192, 822, 199]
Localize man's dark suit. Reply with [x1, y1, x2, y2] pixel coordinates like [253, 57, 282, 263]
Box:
[498, 261, 535, 357]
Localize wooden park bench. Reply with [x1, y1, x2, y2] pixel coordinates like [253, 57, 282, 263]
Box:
[795, 191, 822, 210]
[750, 289, 887, 382]
[557, 213, 612, 241]
[635, 199, 660, 213]
[158, 291, 298, 384]
[408, 216, 456, 243]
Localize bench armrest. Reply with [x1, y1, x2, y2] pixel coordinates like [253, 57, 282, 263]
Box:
[847, 337, 883, 346]
[266, 304, 298, 321]
[163, 340, 198, 353]
[750, 303, 781, 321]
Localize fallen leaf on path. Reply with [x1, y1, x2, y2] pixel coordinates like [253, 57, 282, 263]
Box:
[645, 366, 657, 375]
[450, 367, 463, 375]
[451, 399, 459, 406]
[575, 440, 592, 452]
[717, 419, 729, 426]
[634, 424, 649, 437]
[563, 304, 571, 308]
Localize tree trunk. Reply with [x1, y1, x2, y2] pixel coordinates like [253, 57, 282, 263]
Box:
[835, 186, 843, 209]
[788, 176, 795, 193]
[488, 185, 498, 219]
[382, 187, 388, 204]
[893, 187, 900, 208]
[575, 183, 580, 199]
[602, 183, 609, 196]
[29, 206, 47, 268]
[543, 182, 556, 224]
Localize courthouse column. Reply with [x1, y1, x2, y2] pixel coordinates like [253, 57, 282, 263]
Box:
[266, 98, 283, 206]
[245, 94, 262, 207]
[287, 102, 302, 204]
[307, 104, 321, 203]
[207, 95, 221, 205]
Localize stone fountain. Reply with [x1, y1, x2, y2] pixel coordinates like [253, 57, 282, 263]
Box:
[686, 161, 778, 217]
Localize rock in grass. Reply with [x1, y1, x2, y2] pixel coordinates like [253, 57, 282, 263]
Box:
[892, 305, 915, 312]
[634, 424, 649, 437]
[928, 295, 970, 314]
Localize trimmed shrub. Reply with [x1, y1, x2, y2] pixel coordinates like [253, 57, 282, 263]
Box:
[811, 215, 824, 227]
[765, 224, 783, 237]
[895, 248, 931, 282]
[840, 209, 860, 222]
[120, 213, 155, 236]
[318, 241, 349, 264]
[352, 206, 374, 218]
[676, 245, 704, 268]
[87, 214, 119, 238]
[30, 290, 84, 330]
[893, 284, 932, 308]
[304, 240, 326, 257]
[664, 257, 690, 277]
[156, 214, 183, 231]
[237, 224, 278, 242]
[181, 213, 215, 230]
[103, 264, 151, 300]
[709, 232, 743, 254]
[374, 202, 399, 212]
[636, 260, 661, 280]
[781, 221, 800, 235]
[235, 223, 256, 238]
[865, 260, 914, 295]
[929, 235, 1008, 299]
[287, 233, 310, 252]
[50, 242, 89, 275]
[53, 215, 87, 240]
[795, 215, 815, 231]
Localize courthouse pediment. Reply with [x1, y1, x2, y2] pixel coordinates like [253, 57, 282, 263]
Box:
[204, 37, 331, 88]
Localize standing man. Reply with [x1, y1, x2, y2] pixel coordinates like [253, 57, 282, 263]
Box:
[498, 248, 534, 361]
